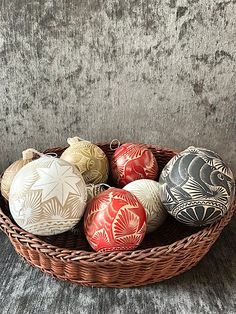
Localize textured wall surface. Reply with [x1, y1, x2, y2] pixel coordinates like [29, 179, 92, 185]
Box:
[0, 0, 235, 174]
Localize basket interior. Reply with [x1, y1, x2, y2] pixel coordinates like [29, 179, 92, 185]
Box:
[0, 144, 203, 252]
[0, 199, 199, 251]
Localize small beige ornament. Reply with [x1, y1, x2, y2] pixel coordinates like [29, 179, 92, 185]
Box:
[86, 183, 111, 202]
[60, 137, 109, 185]
[9, 155, 87, 236]
[123, 179, 167, 233]
[1, 149, 34, 200]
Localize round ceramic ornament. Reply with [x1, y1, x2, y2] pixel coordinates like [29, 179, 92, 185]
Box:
[111, 143, 158, 188]
[1, 149, 34, 201]
[159, 146, 235, 226]
[123, 179, 167, 233]
[84, 187, 147, 252]
[86, 183, 110, 202]
[9, 155, 87, 236]
[60, 137, 109, 185]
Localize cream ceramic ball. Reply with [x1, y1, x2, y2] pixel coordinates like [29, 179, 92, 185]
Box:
[1, 149, 34, 200]
[9, 155, 87, 236]
[60, 137, 109, 185]
[123, 179, 167, 233]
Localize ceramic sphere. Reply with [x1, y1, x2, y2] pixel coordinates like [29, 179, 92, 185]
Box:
[1, 149, 34, 200]
[9, 156, 87, 236]
[86, 183, 109, 202]
[60, 137, 109, 185]
[159, 146, 235, 226]
[84, 187, 147, 252]
[123, 179, 167, 233]
[111, 143, 158, 188]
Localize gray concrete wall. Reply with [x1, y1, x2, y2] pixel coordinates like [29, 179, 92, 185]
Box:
[0, 0, 235, 173]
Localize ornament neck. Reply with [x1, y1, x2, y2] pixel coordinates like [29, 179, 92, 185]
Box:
[67, 136, 91, 146]
[22, 149, 57, 160]
[22, 148, 42, 160]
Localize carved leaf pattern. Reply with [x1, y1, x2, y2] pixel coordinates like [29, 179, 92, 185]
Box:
[177, 207, 223, 226]
[116, 233, 144, 246]
[112, 208, 140, 238]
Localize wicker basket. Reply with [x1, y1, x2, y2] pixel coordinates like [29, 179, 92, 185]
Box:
[0, 144, 235, 288]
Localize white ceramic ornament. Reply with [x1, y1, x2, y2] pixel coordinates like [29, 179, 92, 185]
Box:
[9, 155, 87, 236]
[123, 179, 167, 233]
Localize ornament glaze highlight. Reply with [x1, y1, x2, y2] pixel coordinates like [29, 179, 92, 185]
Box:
[1, 149, 34, 200]
[84, 187, 146, 252]
[111, 143, 158, 188]
[159, 146, 235, 226]
[9, 156, 87, 236]
[60, 137, 109, 185]
[124, 179, 167, 233]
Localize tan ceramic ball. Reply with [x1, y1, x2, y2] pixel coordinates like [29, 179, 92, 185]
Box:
[60, 137, 109, 185]
[123, 179, 167, 233]
[1, 149, 34, 200]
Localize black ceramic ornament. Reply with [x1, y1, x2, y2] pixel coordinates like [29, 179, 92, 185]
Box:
[159, 146, 235, 226]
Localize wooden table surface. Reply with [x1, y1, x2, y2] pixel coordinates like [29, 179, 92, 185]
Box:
[0, 218, 235, 314]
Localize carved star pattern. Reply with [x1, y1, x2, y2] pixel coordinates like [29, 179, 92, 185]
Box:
[31, 160, 82, 206]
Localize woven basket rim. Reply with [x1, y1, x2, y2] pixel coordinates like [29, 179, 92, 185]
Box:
[0, 202, 235, 262]
[0, 144, 235, 264]
[0, 201, 236, 264]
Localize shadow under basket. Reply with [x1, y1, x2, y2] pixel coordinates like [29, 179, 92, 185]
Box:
[0, 144, 235, 288]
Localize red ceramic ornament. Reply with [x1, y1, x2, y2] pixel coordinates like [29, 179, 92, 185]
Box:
[111, 143, 158, 187]
[84, 187, 147, 252]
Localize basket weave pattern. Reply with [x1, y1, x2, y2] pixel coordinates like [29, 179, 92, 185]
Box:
[0, 144, 235, 288]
